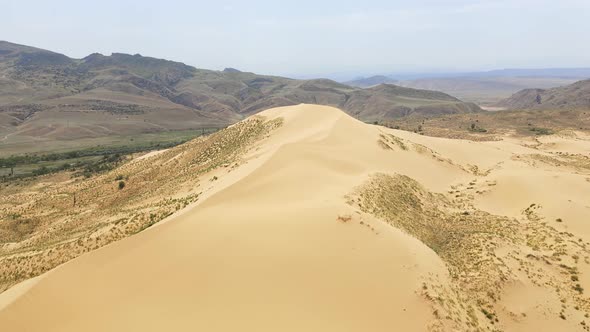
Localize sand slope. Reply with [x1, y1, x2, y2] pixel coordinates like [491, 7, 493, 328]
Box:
[1, 104, 589, 331]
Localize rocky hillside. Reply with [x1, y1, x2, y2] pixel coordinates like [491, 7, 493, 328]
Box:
[497, 79, 590, 110]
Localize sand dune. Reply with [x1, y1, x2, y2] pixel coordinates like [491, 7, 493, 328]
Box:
[1, 104, 589, 331]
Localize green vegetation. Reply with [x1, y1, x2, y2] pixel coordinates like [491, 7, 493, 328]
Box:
[0, 129, 220, 179]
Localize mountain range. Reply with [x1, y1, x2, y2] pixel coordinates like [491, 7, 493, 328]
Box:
[0, 41, 480, 153]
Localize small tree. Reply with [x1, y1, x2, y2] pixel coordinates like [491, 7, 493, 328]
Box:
[118, 181, 125, 190]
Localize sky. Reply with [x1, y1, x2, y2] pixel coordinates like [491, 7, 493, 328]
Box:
[2, 0, 590, 80]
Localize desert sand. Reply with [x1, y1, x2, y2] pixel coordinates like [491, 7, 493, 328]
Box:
[1, 104, 589, 331]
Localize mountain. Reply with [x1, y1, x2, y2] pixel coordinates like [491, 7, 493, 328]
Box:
[344, 75, 398, 88]
[385, 68, 590, 81]
[0, 41, 479, 154]
[496, 79, 590, 109]
[1, 105, 589, 331]
[463, 68, 590, 79]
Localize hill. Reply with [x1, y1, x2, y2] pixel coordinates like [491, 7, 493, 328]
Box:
[496, 79, 590, 110]
[1, 104, 589, 331]
[0, 41, 479, 155]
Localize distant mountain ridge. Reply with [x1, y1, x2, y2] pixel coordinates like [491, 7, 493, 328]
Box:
[338, 68, 590, 104]
[344, 75, 398, 88]
[354, 68, 590, 81]
[467, 68, 590, 79]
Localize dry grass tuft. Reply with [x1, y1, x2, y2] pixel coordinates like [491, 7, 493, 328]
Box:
[351, 173, 590, 331]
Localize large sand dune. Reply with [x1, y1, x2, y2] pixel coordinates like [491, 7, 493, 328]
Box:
[1, 104, 589, 331]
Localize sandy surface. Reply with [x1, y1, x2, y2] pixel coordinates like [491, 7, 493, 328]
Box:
[0, 104, 589, 331]
[133, 148, 169, 161]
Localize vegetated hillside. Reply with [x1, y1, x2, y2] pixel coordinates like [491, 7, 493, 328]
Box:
[0, 41, 479, 151]
[496, 79, 590, 110]
[344, 75, 398, 88]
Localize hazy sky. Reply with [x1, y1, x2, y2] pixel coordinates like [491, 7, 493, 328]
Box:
[3, 0, 590, 79]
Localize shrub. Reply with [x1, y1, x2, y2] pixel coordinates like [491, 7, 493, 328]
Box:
[469, 123, 488, 133]
[118, 181, 125, 190]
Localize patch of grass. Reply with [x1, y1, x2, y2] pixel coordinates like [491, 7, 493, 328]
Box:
[481, 308, 498, 322]
[529, 127, 553, 135]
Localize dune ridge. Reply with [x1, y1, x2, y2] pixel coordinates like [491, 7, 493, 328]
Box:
[1, 104, 589, 331]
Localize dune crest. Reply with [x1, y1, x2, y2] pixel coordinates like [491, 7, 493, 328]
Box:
[1, 104, 589, 331]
